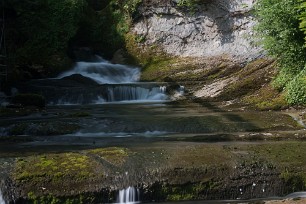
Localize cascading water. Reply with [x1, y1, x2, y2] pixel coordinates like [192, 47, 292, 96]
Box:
[116, 186, 140, 204]
[58, 60, 140, 84]
[105, 86, 167, 102]
[0, 189, 6, 204]
[52, 58, 168, 104]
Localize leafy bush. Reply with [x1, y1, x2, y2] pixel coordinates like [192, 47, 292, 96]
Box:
[286, 69, 306, 105]
[255, 0, 306, 104]
[299, 1, 306, 45]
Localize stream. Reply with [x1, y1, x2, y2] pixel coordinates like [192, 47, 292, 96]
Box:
[0, 58, 306, 203]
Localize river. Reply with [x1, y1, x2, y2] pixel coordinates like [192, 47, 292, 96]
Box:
[0, 58, 306, 203]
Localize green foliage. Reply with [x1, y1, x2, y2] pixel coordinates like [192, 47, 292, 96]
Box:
[4, 0, 142, 75]
[255, 0, 306, 104]
[299, 1, 306, 45]
[72, 0, 142, 58]
[177, 0, 200, 13]
[123, 0, 142, 15]
[8, 0, 87, 65]
[286, 69, 306, 105]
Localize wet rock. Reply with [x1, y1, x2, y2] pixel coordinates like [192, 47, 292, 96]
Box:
[10, 93, 46, 108]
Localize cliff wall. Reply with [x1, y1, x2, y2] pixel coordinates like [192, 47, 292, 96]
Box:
[132, 0, 262, 61]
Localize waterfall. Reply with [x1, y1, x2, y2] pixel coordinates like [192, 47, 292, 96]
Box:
[116, 186, 140, 204]
[58, 60, 140, 84]
[0, 189, 6, 204]
[50, 57, 169, 104]
[106, 86, 167, 102]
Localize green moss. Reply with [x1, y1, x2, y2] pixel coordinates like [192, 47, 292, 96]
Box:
[225, 141, 306, 192]
[26, 191, 97, 204]
[125, 33, 173, 80]
[154, 182, 220, 201]
[217, 59, 276, 101]
[87, 147, 129, 166]
[280, 172, 306, 193]
[125, 34, 228, 82]
[243, 84, 288, 110]
[249, 142, 306, 169]
[13, 152, 103, 184]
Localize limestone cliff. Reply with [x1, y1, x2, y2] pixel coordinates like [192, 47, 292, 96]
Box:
[132, 0, 262, 61]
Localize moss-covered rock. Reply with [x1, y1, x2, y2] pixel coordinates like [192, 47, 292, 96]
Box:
[243, 84, 288, 110]
[87, 147, 130, 167]
[3, 141, 306, 203]
[13, 153, 101, 183]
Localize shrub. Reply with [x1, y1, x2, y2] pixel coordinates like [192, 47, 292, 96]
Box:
[255, 0, 306, 104]
[286, 69, 306, 105]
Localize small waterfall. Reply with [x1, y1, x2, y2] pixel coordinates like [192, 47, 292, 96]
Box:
[58, 60, 140, 84]
[49, 57, 169, 104]
[116, 186, 140, 204]
[106, 86, 167, 102]
[0, 189, 6, 204]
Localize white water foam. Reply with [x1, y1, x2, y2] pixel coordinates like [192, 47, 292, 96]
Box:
[115, 186, 140, 204]
[54, 58, 168, 104]
[105, 86, 167, 102]
[58, 60, 140, 84]
[0, 189, 6, 204]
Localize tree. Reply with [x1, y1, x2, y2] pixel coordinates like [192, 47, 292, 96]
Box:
[255, 0, 306, 104]
[299, 1, 306, 45]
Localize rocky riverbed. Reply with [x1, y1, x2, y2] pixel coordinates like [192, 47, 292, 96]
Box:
[0, 98, 306, 203]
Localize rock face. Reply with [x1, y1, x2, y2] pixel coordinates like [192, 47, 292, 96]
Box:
[133, 0, 262, 61]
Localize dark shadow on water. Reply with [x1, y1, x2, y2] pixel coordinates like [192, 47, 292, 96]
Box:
[192, 98, 262, 133]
